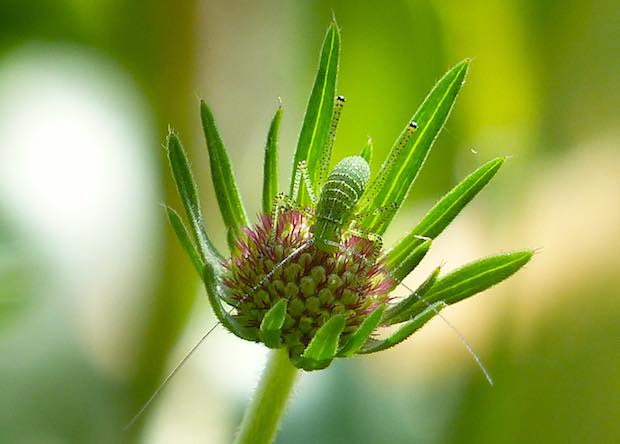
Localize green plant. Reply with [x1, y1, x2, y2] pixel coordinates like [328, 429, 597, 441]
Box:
[160, 21, 531, 444]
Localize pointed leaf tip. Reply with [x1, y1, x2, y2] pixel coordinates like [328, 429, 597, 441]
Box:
[386, 156, 505, 271]
[360, 60, 469, 235]
[262, 106, 282, 214]
[298, 314, 346, 370]
[290, 23, 340, 206]
[259, 299, 287, 348]
[200, 100, 249, 243]
[167, 131, 222, 267]
[338, 305, 385, 357]
[419, 250, 534, 312]
[360, 138, 373, 164]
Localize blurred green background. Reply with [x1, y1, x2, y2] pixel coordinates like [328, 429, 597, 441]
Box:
[0, 1, 618, 443]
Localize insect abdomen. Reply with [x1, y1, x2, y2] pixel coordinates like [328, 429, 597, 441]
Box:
[312, 156, 370, 252]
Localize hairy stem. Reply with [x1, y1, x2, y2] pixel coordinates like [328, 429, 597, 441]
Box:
[234, 349, 299, 444]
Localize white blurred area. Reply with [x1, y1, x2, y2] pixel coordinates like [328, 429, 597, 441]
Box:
[0, 44, 159, 378]
[0, 43, 278, 442]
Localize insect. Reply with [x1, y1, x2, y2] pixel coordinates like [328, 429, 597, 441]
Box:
[253, 97, 418, 291]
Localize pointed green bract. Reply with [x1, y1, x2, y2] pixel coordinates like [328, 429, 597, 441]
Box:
[428, 250, 533, 305]
[201, 100, 249, 242]
[165, 206, 204, 275]
[167, 132, 222, 267]
[359, 138, 373, 164]
[337, 305, 385, 357]
[298, 314, 346, 370]
[259, 299, 287, 348]
[290, 22, 340, 206]
[386, 157, 505, 270]
[360, 302, 446, 354]
[406, 251, 534, 318]
[382, 267, 440, 325]
[262, 107, 282, 214]
[360, 61, 469, 235]
[389, 239, 432, 283]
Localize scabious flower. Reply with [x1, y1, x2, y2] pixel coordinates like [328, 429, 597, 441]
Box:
[222, 210, 394, 362]
[165, 22, 532, 372]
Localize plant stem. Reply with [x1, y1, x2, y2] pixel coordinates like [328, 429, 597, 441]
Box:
[234, 348, 299, 444]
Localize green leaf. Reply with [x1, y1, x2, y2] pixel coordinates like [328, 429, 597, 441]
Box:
[298, 314, 346, 371]
[407, 251, 534, 317]
[389, 239, 432, 283]
[262, 106, 282, 214]
[360, 60, 470, 235]
[167, 132, 222, 266]
[165, 206, 204, 275]
[382, 266, 440, 326]
[203, 262, 257, 341]
[337, 305, 385, 357]
[290, 22, 340, 206]
[259, 299, 287, 348]
[359, 137, 373, 164]
[385, 157, 505, 270]
[360, 302, 446, 354]
[200, 100, 249, 242]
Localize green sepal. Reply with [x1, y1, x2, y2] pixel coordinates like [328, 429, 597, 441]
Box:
[385, 157, 505, 270]
[200, 100, 249, 244]
[360, 60, 470, 235]
[290, 22, 340, 206]
[382, 266, 441, 326]
[407, 250, 534, 318]
[296, 314, 346, 371]
[165, 206, 204, 275]
[359, 138, 373, 164]
[337, 305, 385, 357]
[202, 262, 257, 341]
[166, 132, 223, 267]
[389, 239, 432, 283]
[259, 299, 287, 348]
[262, 106, 282, 214]
[359, 302, 446, 354]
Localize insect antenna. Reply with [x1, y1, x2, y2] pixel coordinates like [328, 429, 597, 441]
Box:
[343, 238, 493, 385]
[317, 95, 346, 192]
[124, 319, 225, 431]
[126, 229, 314, 430]
[250, 241, 313, 296]
[392, 277, 493, 385]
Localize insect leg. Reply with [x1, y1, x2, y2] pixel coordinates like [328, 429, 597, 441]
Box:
[348, 227, 384, 269]
[317, 95, 346, 191]
[292, 160, 318, 206]
[353, 202, 399, 221]
[270, 192, 301, 242]
[358, 121, 418, 209]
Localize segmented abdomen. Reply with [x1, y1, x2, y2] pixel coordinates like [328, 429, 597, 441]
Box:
[316, 156, 370, 224]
